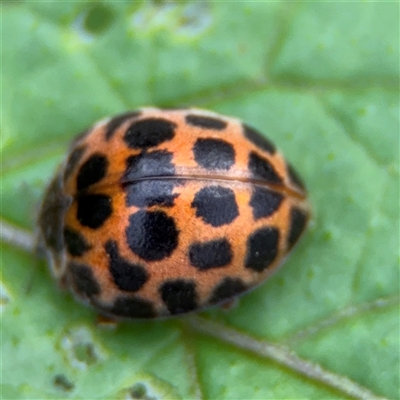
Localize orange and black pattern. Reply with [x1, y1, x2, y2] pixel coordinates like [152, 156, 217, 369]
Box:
[38, 108, 310, 319]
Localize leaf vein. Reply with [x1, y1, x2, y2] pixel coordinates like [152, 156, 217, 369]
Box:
[283, 295, 400, 344]
[179, 324, 204, 400]
[188, 316, 390, 400]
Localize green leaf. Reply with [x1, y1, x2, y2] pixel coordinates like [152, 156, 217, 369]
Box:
[1, 2, 399, 399]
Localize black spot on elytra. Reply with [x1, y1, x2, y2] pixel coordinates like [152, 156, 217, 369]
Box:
[208, 277, 247, 305]
[193, 138, 235, 170]
[126, 210, 178, 261]
[63, 227, 91, 256]
[191, 185, 239, 227]
[288, 208, 308, 249]
[77, 154, 108, 191]
[185, 114, 227, 130]
[245, 227, 280, 272]
[250, 187, 284, 220]
[123, 151, 179, 207]
[124, 118, 176, 149]
[64, 146, 86, 182]
[159, 279, 198, 315]
[68, 262, 100, 297]
[189, 239, 233, 270]
[243, 124, 276, 154]
[287, 163, 306, 191]
[105, 110, 141, 140]
[110, 296, 156, 318]
[105, 241, 148, 292]
[125, 179, 179, 208]
[77, 194, 112, 229]
[249, 152, 283, 184]
[123, 150, 175, 181]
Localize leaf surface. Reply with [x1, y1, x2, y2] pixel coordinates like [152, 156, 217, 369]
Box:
[1, 2, 399, 399]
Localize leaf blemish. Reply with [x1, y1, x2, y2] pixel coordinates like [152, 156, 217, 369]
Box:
[131, 3, 211, 37]
[60, 326, 106, 370]
[0, 282, 11, 313]
[177, 3, 212, 37]
[115, 373, 179, 400]
[73, 5, 114, 43]
[129, 382, 158, 400]
[53, 374, 75, 392]
[84, 5, 115, 35]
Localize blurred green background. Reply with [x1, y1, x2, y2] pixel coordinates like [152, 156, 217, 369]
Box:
[1, 2, 399, 399]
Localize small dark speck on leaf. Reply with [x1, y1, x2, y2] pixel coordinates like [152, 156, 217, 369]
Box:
[53, 374, 75, 392]
[74, 341, 98, 365]
[83, 4, 114, 34]
[129, 382, 158, 400]
[73, 4, 114, 43]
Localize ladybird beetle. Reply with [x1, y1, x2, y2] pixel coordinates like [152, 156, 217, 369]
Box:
[37, 108, 310, 319]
